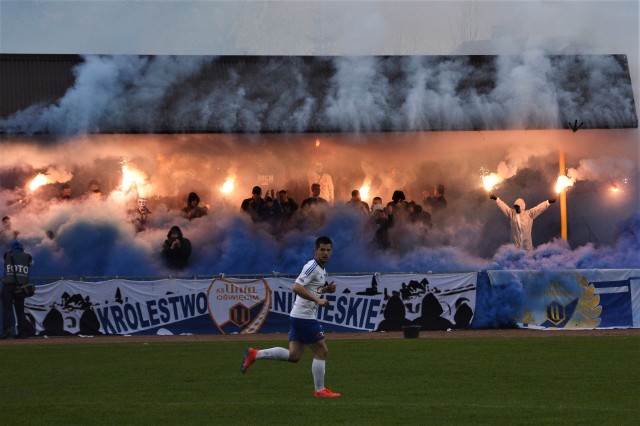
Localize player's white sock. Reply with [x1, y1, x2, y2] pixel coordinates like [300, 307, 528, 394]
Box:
[256, 347, 289, 361]
[312, 358, 325, 391]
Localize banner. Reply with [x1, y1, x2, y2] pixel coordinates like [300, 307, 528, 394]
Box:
[487, 270, 640, 329]
[18, 273, 477, 336]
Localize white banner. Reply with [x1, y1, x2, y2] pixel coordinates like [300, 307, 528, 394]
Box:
[15, 273, 477, 336]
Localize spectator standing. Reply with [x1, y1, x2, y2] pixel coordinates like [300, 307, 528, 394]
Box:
[423, 184, 448, 214]
[260, 196, 283, 227]
[370, 196, 384, 212]
[130, 197, 152, 232]
[408, 202, 432, 228]
[1, 240, 33, 339]
[1, 216, 13, 249]
[277, 190, 298, 220]
[86, 179, 104, 201]
[241, 186, 266, 222]
[300, 184, 329, 227]
[161, 226, 192, 270]
[58, 183, 72, 201]
[489, 194, 555, 250]
[308, 162, 334, 204]
[182, 192, 208, 220]
[301, 184, 329, 210]
[371, 204, 390, 249]
[345, 190, 370, 215]
[387, 190, 409, 225]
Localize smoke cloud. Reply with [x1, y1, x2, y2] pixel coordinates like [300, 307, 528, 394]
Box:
[0, 54, 636, 134]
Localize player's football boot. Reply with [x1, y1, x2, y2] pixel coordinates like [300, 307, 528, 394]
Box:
[241, 347, 258, 374]
[314, 388, 341, 398]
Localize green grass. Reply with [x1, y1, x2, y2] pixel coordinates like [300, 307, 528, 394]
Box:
[1, 336, 639, 425]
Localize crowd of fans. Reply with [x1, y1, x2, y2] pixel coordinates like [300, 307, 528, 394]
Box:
[236, 183, 448, 251]
[2, 177, 448, 272]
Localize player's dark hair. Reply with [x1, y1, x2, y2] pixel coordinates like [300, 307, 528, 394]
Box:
[315, 236, 332, 249]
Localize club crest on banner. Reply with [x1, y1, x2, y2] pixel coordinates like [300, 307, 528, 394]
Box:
[207, 278, 272, 334]
[520, 274, 602, 329]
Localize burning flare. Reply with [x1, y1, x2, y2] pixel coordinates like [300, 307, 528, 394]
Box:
[220, 177, 235, 195]
[555, 175, 575, 193]
[28, 173, 49, 191]
[27, 166, 73, 191]
[481, 173, 501, 192]
[359, 184, 370, 201]
[121, 160, 151, 197]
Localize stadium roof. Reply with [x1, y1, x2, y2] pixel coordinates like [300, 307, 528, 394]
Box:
[0, 54, 637, 134]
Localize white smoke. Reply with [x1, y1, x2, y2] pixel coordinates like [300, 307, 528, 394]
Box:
[568, 157, 635, 182]
[0, 54, 635, 135]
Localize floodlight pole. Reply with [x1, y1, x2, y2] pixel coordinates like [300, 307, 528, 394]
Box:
[559, 150, 568, 241]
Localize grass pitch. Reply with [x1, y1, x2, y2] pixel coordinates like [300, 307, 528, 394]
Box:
[1, 336, 638, 425]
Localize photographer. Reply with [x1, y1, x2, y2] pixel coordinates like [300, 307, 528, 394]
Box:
[1, 240, 33, 339]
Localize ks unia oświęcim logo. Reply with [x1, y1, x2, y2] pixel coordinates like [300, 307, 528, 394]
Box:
[520, 273, 602, 328]
[207, 278, 272, 334]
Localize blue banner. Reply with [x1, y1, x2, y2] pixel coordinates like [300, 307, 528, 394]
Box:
[486, 270, 640, 329]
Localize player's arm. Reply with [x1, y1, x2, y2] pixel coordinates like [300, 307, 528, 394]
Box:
[323, 281, 337, 293]
[293, 282, 329, 306]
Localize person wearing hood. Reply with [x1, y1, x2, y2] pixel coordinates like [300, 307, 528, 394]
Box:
[161, 226, 192, 270]
[2, 239, 33, 339]
[181, 192, 208, 220]
[489, 194, 556, 250]
[387, 190, 409, 225]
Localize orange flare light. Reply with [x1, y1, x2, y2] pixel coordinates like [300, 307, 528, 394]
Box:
[359, 184, 370, 201]
[220, 177, 235, 195]
[555, 175, 575, 193]
[481, 173, 501, 192]
[28, 173, 50, 191]
[121, 162, 151, 197]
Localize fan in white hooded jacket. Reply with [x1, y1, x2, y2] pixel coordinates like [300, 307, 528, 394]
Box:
[490, 195, 555, 251]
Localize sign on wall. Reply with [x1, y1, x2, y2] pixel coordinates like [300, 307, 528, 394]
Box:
[18, 273, 477, 336]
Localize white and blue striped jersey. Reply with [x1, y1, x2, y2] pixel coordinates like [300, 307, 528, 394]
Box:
[289, 259, 327, 319]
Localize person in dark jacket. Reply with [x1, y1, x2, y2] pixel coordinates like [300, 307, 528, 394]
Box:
[241, 186, 266, 222]
[2, 239, 33, 339]
[182, 192, 208, 220]
[161, 226, 192, 270]
[423, 184, 448, 213]
[276, 190, 298, 220]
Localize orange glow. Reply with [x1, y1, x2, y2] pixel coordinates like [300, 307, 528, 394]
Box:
[315, 139, 320, 147]
[555, 175, 575, 193]
[359, 184, 370, 200]
[220, 177, 235, 195]
[121, 161, 151, 197]
[28, 173, 49, 191]
[481, 173, 501, 192]
[610, 184, 620, 193]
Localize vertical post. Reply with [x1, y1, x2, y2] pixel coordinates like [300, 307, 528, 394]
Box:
[559, 150, 568, 241]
